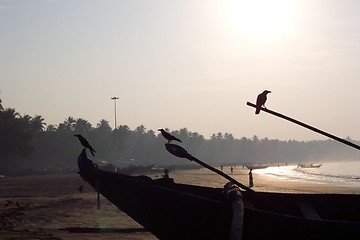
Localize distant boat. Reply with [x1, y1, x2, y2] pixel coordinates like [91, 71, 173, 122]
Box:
[100, 163, 157, 175]
[245, 164, 270, 170]
[297, 163, 322, 168]
[117, 164, 157, 175]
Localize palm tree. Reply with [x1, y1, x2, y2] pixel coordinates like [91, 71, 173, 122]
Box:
[63, 117, 76, 132]
[0, 108, 19, 122]
[135, 125, 146, 135]
[46, 124, 57, 132]
[178, 128, 190, 141]
[73, 118, 93, 134]
[96, 119, 112, 138]
[20, 114, 32, 132]
[96, 119, 112, 132]
[31, 115, 46, 132]
[0, 109, 33, 164]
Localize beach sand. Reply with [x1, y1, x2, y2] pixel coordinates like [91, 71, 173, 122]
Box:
[1, 166, 360, 239]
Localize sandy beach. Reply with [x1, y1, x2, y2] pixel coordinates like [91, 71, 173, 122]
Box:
[1, 166, 360, 239]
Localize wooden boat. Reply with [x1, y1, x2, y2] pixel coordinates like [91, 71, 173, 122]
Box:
[77, 149, 360, 240]
[297, 163, 322, 168]
[244, 164, 270, 170]
[117, 163, 157, 175]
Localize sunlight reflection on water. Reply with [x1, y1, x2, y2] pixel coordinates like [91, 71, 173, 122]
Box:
[255, 161, 360, 187]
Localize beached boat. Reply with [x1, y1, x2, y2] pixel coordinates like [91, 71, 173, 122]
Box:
[244, 164, 270, 170]
[297, 163, 322, 168]
[77, 149, 360, 240]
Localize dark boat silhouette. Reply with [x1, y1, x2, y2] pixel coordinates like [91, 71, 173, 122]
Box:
[77, 149, 360, 240]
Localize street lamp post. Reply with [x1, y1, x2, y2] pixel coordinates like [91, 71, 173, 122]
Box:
[111, 96, 119, 129]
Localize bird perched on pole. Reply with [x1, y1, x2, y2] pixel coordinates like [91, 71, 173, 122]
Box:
[74, 134, 96, 156]
[255, 90, 271, 114]
[158, 129, 182, 143]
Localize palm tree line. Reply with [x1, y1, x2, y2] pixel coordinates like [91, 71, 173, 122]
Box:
[0, 101, 359, 175]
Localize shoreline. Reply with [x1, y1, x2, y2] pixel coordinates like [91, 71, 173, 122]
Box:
[163, 166, 360, 194]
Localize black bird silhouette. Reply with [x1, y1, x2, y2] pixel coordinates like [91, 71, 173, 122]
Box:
[158, 129, 182, 143]
[255, 90, 271, 114]
[74, 134, 96, 156]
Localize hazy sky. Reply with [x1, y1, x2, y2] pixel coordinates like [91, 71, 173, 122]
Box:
[1, 0, 360, 141]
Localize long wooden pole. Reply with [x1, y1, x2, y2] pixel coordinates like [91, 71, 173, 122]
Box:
[246, 102, 360, 151]
[186, 154, 255, 193]
[165, 143, 287, 212]
[165, 143, 254, 192]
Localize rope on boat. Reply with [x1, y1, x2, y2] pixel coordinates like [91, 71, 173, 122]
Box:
[92, 151, 101, 209]
[96, 165, 100, 209]
[224, 182, 244, 240]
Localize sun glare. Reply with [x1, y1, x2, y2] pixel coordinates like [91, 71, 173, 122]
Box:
[226, 0, 298, 42]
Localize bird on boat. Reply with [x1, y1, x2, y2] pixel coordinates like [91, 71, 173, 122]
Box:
[158, 129, 182, 143]
[255, 90, 271, 114]
[74, 134, 96, 156]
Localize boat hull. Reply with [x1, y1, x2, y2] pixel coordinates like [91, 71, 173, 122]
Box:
[245, 165, 270, 170]
[297, 163, 322, 168]
[78, 150, 360, 240]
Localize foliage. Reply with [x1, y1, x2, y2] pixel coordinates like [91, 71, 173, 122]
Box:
[0, 100, 359, 174]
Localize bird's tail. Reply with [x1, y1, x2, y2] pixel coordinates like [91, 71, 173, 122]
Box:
[175, 138, 182, 143]
[255, 108, 260, 114]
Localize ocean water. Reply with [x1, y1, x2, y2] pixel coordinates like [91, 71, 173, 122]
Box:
[255, 161, 360, 187]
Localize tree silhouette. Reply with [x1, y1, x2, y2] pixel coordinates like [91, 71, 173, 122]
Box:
[0, 108, 34, 171]
[96, 119, 112, 134]
[73, 118, 93, 134]
[46, 124, 57, 132]
[1, 102, 360, 175]
[31, 115, 46, 132]
[64, 117, 76, 131]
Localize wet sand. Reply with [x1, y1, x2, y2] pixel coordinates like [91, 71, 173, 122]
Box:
[1, 167, 360, 239]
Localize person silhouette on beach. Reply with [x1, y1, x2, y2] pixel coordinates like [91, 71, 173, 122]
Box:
[249, 169, 254, 188]
[163, 169, 169, 178]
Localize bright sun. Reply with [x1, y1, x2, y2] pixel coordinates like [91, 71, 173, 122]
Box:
[226, 0, 298, 42]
